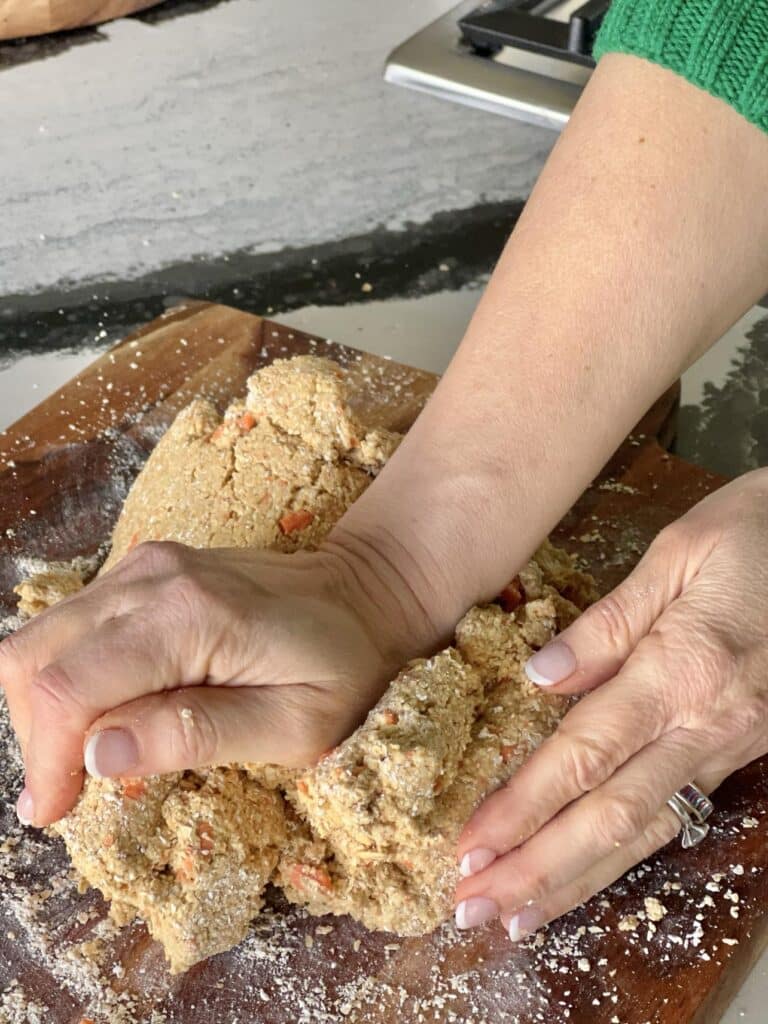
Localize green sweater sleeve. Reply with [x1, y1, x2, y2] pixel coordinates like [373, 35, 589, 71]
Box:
[593, 0, 768, 133]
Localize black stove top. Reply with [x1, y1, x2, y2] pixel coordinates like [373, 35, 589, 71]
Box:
[459, 0, 610, 67]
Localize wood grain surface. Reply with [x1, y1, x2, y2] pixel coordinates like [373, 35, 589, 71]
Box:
[0, 0, 159, 40]
[0, 302, 766, 1024]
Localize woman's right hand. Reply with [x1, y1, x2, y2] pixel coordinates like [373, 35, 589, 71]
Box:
[0, 537, 437, 828]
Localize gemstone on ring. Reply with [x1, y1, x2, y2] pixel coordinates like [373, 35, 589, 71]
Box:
[667, 782, 714, 849]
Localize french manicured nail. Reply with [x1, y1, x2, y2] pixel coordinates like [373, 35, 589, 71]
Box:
[455, 897, 499, 930]
[525, 640, 576, 686]
[84, 728, 139, 778]
[459, 848, 497, 878]
[508, 906, 545, 942]
[16, 787, 34, 826]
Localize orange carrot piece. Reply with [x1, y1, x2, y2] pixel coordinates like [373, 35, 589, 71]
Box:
[296, 779, 310, 796]
[500, 745, 517, 763]
[196, 821, 215, 853]
[278, 509, 315, 534]
[381, 710, 399, 726]
[498, 577, 524, 613]
[289, 863, 333, 893]
[236, 411, 257, 433]
[175, 851, 197, 884]
[120, 778, 147, 800]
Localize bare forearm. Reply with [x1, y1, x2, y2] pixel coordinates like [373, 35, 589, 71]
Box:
[332, 54, 768, 649]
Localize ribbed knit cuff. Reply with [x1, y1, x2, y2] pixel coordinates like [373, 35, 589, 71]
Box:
[594, 0, 768, 134]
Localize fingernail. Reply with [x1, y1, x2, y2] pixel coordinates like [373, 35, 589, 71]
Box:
[508, 906, 545, 942]
[525, 640, 576, 686]
[84, 728, 139, 778]
[459, 848, 497, 878]
[455, 897, 499, 930]
[16, 787, 34, 827]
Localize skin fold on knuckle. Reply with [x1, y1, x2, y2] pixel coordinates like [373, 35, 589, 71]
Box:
[584, 589, 637, 655]
[29, 663, 86, 723]
[591, 789, 649, 851]
[558, 729, 620, 797]
[164, 694, 221, 768]
[125, 540, 191, 584]
[695, 692, 768, 762]
[654, 617, 738, 712]
[648, 519, 707, 578]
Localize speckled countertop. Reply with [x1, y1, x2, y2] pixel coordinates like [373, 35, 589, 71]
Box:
[0, 1, 767, 1020]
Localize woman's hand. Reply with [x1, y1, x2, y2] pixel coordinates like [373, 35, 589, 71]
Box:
[455, 469, 768, 940]
[0, 539, 433, 827]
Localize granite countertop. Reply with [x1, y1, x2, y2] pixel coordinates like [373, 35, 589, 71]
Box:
[1, 1, 767, 1020]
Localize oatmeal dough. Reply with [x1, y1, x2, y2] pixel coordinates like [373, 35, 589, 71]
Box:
[55, 769, 287, 971]
[14, 563, 85, 617]
[102, 355, 399, 571]
[15, 355, 597, 973]
[279, 572, 583, 935]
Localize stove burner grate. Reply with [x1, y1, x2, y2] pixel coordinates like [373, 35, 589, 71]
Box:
[459, 0, 609, 67]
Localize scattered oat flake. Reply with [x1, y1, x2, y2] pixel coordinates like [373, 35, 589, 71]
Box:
[644, 897, 667, 922]
[618, 915, 640, 932]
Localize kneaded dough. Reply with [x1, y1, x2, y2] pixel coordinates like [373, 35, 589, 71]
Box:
[14, 563, 86, 617]
[16, 355, 597, 973]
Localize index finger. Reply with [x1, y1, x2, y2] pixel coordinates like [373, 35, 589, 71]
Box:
[22, 610, 188, 825]
[457, 662, 670, 867]
[0, 582, 127, 752]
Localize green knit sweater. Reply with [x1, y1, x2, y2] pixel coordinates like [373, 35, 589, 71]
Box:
[594, 0, 768, 133]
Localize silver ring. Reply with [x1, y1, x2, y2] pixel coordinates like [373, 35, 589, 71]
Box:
[667, 783, 714, 849]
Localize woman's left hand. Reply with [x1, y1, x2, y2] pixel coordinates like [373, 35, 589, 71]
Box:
[454, 468, 768, 940]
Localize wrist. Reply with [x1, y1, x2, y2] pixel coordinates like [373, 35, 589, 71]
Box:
[320, 521, 452, 667]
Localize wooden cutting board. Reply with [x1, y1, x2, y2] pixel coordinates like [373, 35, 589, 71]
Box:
[0, 1, 159, 41]
[0, 302, 766, 1024]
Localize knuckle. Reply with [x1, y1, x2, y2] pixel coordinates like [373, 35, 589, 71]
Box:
[129, 540, 188, 575]
[586, 591, 635, 653]
[561, 733, 618, 795]
[716, 694, 768, 743]
[646, 810, 680, 851]
[648, 620, 736, 705]
[651, 521, 688, 558]
[592, 791, 647, 848]
[166, 695, 220, 766]
[685, 633, 737, 699]
[519, 868, 549, 907]
[29, 663, 84, 719]
[165, 572, 209, 616]
[499, 859, 549, 907]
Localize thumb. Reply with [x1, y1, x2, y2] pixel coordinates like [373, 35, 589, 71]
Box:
[526, 526, 701, 695]
[82, 685, 317, 778]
